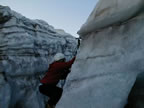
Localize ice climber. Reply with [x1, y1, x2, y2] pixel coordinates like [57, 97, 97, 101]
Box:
[39, 38, 80, 108]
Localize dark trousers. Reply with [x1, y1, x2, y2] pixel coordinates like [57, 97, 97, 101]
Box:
[39, 84, 63, 106]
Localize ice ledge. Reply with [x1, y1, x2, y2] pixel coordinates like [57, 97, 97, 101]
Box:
[78, 0, 144, 36]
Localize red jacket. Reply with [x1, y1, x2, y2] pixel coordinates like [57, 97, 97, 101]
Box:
[40, 57, 76, 84]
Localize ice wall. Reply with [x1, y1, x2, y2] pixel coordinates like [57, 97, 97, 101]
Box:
[0, 5, 77, 108]
[57, 0, 144, 108]
[78, 0, 144, 35]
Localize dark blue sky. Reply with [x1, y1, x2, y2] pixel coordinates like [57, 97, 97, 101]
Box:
[0, 0, 98, 37]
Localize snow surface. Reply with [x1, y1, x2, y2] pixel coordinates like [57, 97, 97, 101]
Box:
[78, 0, 144, 36]
[57, 0, 144, 108]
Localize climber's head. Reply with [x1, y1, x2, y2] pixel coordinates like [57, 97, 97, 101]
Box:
[54, 53, 65, 62]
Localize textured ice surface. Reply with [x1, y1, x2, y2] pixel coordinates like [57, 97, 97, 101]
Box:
[78, 0, 144, 35]
[0, 5, 77, 108]
[57, 0, 144, 108]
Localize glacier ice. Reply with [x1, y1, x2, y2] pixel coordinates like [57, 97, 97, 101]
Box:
[78, 0, 144, 36]
[0, 5, 77, 108]
[57, 0, 144, 108]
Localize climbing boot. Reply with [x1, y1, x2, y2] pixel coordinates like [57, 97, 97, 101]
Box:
[46, 104, 55, 108]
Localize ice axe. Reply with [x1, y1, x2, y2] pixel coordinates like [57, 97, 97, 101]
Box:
[75, 37, 81, 48]
[60, 38, 81, 88]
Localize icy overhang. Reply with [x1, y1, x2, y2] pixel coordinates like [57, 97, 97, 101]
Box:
[78, 0, 144, 36]
[0, 5, 12, 23]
